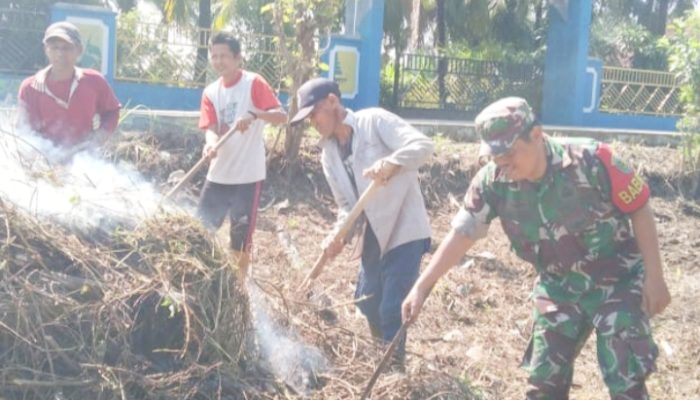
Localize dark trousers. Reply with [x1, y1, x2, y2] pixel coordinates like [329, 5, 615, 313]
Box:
[355, 225, 429, 359]
[197, 180, 262, 251]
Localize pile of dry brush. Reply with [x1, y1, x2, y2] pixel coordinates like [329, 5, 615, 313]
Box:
[0, 198, 267, 399]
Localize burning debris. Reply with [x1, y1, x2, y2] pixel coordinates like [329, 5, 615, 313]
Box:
[0, 200, 261, 399]
[0, 121, 322, 399]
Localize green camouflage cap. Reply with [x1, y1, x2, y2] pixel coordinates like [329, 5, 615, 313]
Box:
[475, 97, 536, 156]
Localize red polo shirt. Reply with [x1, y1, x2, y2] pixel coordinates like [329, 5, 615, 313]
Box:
[17, 67, 121, 146]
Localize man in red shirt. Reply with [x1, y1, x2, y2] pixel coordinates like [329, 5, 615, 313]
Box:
[16, 21, 121, 148]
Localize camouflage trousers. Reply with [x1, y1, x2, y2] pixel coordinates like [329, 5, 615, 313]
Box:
[521, 282, 658, 399]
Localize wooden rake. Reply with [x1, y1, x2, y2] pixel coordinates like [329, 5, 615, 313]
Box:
[359, 322, 409, 400]
[163, 125, 239, 201]
[298, 180, 380, 291]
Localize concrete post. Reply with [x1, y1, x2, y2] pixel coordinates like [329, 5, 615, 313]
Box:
[541, 0, 592, 125]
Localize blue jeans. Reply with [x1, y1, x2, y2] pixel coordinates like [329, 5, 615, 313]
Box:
[355, 225, 430, 358]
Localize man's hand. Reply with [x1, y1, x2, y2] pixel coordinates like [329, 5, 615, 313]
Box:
[363, 159, 400, 185]
[642, 270, 671, 317]
[233, 114, 256, 134]
[401, 283, 430, 325]
[203, 142, 218, 159]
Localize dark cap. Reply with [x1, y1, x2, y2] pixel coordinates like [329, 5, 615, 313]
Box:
[475, 97, 537, 156]
[289, 77, 341, 125]
[43, 21, 82, 48]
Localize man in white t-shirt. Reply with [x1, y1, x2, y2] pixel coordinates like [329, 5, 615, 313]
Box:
[198, 31, 287, 279]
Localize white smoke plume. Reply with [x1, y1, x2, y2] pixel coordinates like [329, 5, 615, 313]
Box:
[248, 284, 328, 394]
[0, 108, 169, 232]
[2, 107, 329, 392]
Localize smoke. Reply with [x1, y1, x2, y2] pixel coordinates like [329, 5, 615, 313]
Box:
[1, 108, 330, 392]
[0, 109, 170, 233]
[248, 284, 328, 394]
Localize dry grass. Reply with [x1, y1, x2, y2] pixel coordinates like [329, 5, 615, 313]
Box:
[0, 201, 261, 399]
[1, 127, 698, 399]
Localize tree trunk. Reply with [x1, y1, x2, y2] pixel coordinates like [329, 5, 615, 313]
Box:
[535, 0, 547, 47]
[408, 0, 421, 51]
[639, 0, 655, 32]
[392, 40, 402, 109]
[655, 0, 669, 35]
[534, 0, 543, 32]
[195, 0, 211, 84]
[436, 0, 447, 109]
[283, 8, 316, 165]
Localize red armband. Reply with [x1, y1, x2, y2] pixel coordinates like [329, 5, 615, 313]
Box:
[595, 143, 649, 213]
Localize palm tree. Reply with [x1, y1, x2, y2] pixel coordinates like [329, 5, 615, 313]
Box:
[384, 0, 540, 108]
[593, 0, 695, 35]
[159, 0, 238, 83]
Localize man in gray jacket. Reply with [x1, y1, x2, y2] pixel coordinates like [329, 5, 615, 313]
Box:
[290, 78, 433, 368]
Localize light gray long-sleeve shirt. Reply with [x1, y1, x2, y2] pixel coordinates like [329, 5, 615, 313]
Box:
[320, 108, 433, 257]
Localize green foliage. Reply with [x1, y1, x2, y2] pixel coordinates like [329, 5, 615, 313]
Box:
[592, 0, 695, 36]
[379, 61, 396, 107]
[663, 11, 700, 111]
[444, 0, 491, 46]
[589, 14, 668, 70]
[663, 10, 700, 186]
[115, 11, 197, 86]
[440, 41, 545, 65]
[0, 0, 104, 6]
[162, 0, 192, 25]
[261, 0, 343, 162]
[400, 0, 543, 50]
[382, 0, 411, 52]
[380, 0, 546, 111]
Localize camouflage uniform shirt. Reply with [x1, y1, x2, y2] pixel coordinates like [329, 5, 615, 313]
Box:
[452, 137, 646, 301]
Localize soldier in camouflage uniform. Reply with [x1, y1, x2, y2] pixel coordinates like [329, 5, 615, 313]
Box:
[402, 97, 671, 399]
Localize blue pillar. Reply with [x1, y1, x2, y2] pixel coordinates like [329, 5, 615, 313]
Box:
[541, 0, 592, 125]
[322, 0, 384, 110]
[355, 0, 384, 109]
[50, 3, 117, 83]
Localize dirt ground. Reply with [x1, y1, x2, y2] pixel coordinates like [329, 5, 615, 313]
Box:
[5, 115, 697, 398]
[244, 140, 700, 399]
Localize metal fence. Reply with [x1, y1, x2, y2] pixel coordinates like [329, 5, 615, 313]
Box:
[599, 66, 683, 117]
[389, 53, 544, 119]
[115, 20, 286, 90]
[0, 7, 48, 74]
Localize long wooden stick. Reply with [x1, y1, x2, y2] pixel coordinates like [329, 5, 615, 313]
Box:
[359, 322, 409, 400]
[299, 180, 380, 290]
[164, 126, 239, 200]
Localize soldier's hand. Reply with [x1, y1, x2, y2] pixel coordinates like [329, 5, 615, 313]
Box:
[642, 271, 671, 317]
[363, 159, 400, 185]
[402, 284, 429, 325]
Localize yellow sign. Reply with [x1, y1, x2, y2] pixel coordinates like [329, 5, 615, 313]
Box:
[330, 46, 359, 99]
